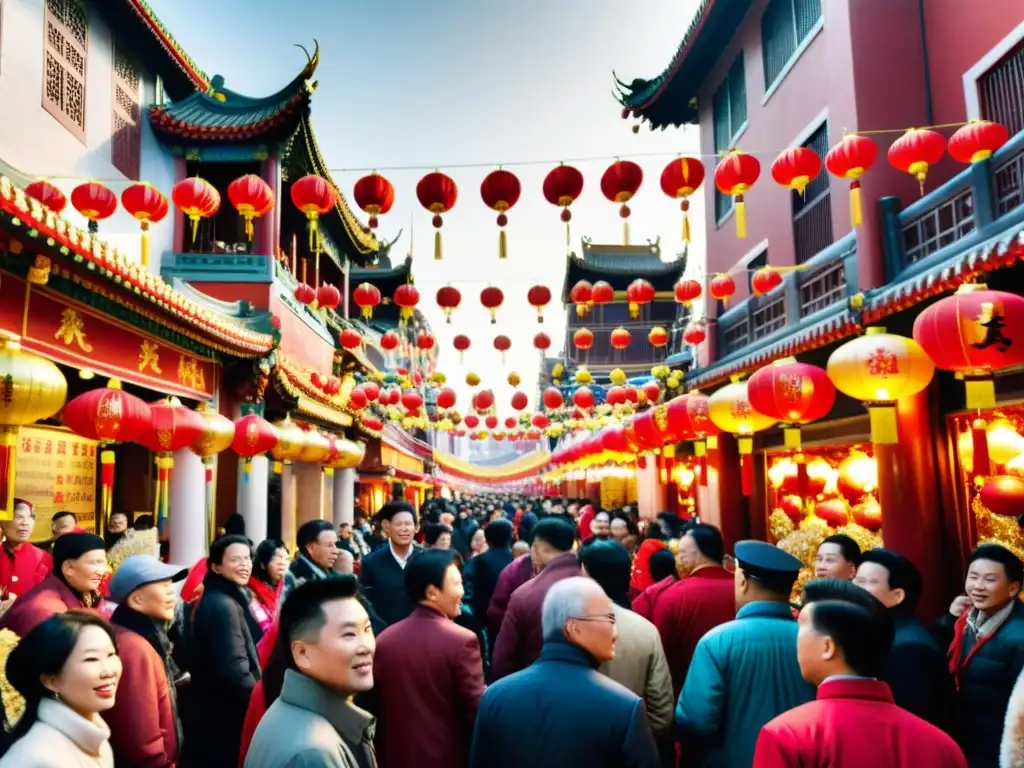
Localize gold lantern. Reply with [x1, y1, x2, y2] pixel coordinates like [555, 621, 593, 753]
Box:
[708, 377, 777, 496]
[271, 416, 308, 469]
[0, 332, 68, 519]
[826, 327, 934, 444]
[326, 438, 365, 471]
[190, 402, 235, 543]
[298, 429, 331, 464]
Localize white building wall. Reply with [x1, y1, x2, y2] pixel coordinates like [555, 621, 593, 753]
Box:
[0, 0, 175, 274]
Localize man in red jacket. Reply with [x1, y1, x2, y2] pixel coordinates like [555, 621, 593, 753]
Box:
[0, 499, 51, 610]
[753, 579, 966, 768]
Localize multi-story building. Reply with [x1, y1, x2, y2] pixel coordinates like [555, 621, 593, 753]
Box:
[614, 0, 1023, 615]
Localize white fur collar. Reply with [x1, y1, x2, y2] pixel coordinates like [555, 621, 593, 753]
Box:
[37, 698, 111, 756]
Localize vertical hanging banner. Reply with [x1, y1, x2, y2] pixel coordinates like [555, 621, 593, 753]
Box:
[15, 425, 98, 539]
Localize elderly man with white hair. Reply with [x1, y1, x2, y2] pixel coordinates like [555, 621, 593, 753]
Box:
[469, 576, 660, 768]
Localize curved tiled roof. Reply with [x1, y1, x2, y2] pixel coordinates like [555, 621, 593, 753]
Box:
[119, 0, 210, 92]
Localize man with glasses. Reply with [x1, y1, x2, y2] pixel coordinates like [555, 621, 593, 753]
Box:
[0, 498, 52, 614]
[470, 576, 659, 768]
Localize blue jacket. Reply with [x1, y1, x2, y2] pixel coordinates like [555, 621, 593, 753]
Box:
[675, 601, 814, 768]
[470, 638, 660, 768]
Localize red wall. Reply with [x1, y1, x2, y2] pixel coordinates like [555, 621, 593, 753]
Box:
[271, 295, 336, 374]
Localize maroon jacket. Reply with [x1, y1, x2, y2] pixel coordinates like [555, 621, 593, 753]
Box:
[652, 566, 736, 697]
[373, 606, 485, 768]
[0, 572, 88, 637]
[490, 552, 581, 680]
[485, 554, 534, 636]
[631, 575, 676, 623]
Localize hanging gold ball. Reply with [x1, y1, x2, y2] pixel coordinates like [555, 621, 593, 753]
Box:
[190, 402, 236, 458]
[270, 415, 308, 462]
[0, 332, 67, 426]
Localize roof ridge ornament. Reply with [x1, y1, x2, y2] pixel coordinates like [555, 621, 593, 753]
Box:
[296, 40, 321, 80]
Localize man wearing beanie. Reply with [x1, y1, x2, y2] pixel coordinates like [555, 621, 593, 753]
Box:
[0, 531, 107, 637]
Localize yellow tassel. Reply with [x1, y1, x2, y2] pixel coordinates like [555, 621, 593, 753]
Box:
[869, 405, 899, 444]
[499, 229, 507, 260]
[707, 436, 719, 450]
[964, 378, 996, 410]
[245, 217, 254, 241]
[140, 226, 150, 268]
[190, 215, 199, 242]
[735, 195, 747, 239]
[737, 437, 753, 455]
[850, 183, 863, 227]
[694, 441, 707, 457]
[434, 230, 443, 261]
[623, 220, 630, 246]
[565, 220, 570, 247]
[682, 213, 691, 243]
[783, 427, 802, 450]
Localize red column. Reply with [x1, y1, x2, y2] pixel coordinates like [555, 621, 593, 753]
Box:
[876, 386, 945, 620]
[708, 434, 748, 553]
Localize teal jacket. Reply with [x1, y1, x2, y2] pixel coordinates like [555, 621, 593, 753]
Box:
[675, 601, 815, 767]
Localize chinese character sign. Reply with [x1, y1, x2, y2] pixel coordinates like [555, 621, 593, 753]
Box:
[15, 425, 98, 540]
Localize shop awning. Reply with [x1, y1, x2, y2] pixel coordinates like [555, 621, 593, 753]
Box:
[432, 449, 550, 484]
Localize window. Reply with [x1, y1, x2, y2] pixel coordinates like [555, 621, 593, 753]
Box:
[712, 54, 747, 221]
[112, 43, 141, 179]
[979, 39, 1024, 138]
[746, 251, 768, 293]
[43, 0, 88, 139]
[761, 0, 822, 91]
[792, 123, 833, 263]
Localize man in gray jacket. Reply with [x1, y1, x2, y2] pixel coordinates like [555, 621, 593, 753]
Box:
[244, 576, 377, 768]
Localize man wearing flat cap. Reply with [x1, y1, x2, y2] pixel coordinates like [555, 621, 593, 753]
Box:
[103, 555, 188, 768]
[0, 530, 108, 637]
[675, 541, 815, 768]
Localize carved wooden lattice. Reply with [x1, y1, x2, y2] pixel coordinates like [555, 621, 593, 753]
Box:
[112, 42, 141, 179]
[43, 0, 87, 139]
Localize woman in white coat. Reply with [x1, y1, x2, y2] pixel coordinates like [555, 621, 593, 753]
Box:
[0, 611, 122, 767]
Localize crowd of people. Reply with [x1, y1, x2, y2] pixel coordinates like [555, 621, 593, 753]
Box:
[1, 493, 1024, 766]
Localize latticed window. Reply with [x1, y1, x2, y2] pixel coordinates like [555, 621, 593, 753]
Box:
[112, 42, 141, 179]
[712, 54, 747, 222]
[43, 0, 88, 139]
[762, 0, 822, 91]
[792, 123, 833, 263]
[979, 39, 1024, 138]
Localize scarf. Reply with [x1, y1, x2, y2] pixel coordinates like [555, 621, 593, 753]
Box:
[947, 599, 1016, 687]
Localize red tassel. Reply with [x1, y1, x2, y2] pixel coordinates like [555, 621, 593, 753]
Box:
[972, 419, 991, 478]
[699, 455, 708, 486]
[797, 460, 809, 499]
[741, 454, 753, 497]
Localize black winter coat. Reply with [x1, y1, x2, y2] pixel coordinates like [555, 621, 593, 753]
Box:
[467, 547, 513, 643]
[180, 572, 263, 768]
[937, 600, 1024, 768]
[884, 613, 954, 732]
[359, 545, 420, 627]
[469, 638, 659, 768]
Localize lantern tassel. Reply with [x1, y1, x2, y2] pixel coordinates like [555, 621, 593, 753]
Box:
[140, 222, 150, 269]
[734, 194, 747, 239]
[783, 427, 802, 451]
[849, 181, 863, 227]
[738, 437, 754, 497]
[434, 230, 443, 261]
[361, 306, 372, 320]
[622, 220, 630, 246]
[565, 220, 571, 247]
[189, 215, 199, 243]
[498, 229, 507, 260]
[971, 418, 991, 478]
[682, 212, 691, 243]
[964, 377, 996, 410]
[244, 216, 254, 242]
[868, 405, 899, 444]
[100, 449, 115, 534]
[0, 427, 17, 520]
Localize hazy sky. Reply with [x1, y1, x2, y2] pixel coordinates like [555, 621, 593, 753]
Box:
[149, 0, 702, 412]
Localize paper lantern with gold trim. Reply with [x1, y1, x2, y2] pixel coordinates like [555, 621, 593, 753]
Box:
[826, 327, 934, 444]
[232, 414, 279, 473]
[708, 378, 777, 496]
[748, 358, 835, 450]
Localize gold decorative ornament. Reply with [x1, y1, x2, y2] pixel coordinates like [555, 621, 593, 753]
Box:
[27, 255, 51, 285]
[271, 416, 308, 462]
[53, 308, 93, 353]
[189, 402, 235, 459]
[298, 429, 332, 463]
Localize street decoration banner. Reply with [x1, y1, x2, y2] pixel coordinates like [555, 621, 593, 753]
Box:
[15, 425, 98, 540]
[432, 449, 550, 483]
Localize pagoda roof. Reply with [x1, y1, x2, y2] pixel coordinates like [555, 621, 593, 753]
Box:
[562, 238, 685, 301]
[612, 0, 750, 129]
[148, 43, 319, 144]
[351, 252, 411, 285]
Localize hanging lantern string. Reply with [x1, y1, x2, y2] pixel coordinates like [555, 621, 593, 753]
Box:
[9, 120, 980, 183]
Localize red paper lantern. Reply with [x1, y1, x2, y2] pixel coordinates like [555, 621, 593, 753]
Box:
[607, 386, 626, 406]
[361, 414, 384, 432]
[353, 172, 395, 229]
[569, 280, 594, 318]
[464, 414, 480, 429]
[232, 414, 279, 468]
[709, 274, 736, 305]
[980, 475, 1024, 518]
[748, 358, 836, 449]
[452, 334, 471, 363]
[383, 387, 402, 406]
[25, 180, 67, 213]
[416, 171, 458, 261]
[888, 128, 946, 193]
[380, 331, 400, 352]
[750, 267, 783, 296]
[63, 384, 151, 443]
[948, 120, 1010, 165]
[435, 286, 461, 323]
[71, 182, 117, 231]
[493, 334, 511, 364]
[660, 157, 705, 242]
[353, 282, 381, 320]
[610, 327, 632, 350]
[121, 182, 169, 268]
[511, 391, 528, 411]
[436, 387, 457, 410]
[294, 283, 315, 305]
[825, 133, 878, 227]
[591, 281, 614, 306]
[173, 177, 217, 242]
[393, 283, 421, 324]
[361, 382, 381, 403]
[815, 499, 850, 528]
[481, 169, 521, 260]
[912, 283, 1024, 409]
[770, 147, 822, 195]
[532, 413, 550, 429]
[642, 381, 661, 405]
[675, 279, 702, 306]
[416, 333, 435, 351]
[480, 286, 504, 324]
[474, 390, 495, 411]
[227, 174, 274, 241]
[348, 388, 368, 410]
[543, 164, 584, 245]
[137, 400, 206, 453]
[290, 175, 336, 255]
[648, 326, 669, 348]
[533, 332, 551, 352]
[573, 387, 595, 409]
[714, 150, 760, 238]
[543, 387, 564, 410]
[625, 279, 655, 320]
[485, 415, 499, 430]
[683, 325, 706, 345]
[339, 328, 362, 350]
[573, 328, 594, 351]
[402, 390, 423, 413]
[504, 417, 518, 430]
[527, 285, 552, 323]
[601, 160, 644, 244]
[317, 284, 341, 311]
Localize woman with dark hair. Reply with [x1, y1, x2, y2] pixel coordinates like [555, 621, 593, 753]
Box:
[249, 540, 288, 635]
[181, 535, 262, 768]
[0, 611, 122, 766]
[632, 549, 679, 622]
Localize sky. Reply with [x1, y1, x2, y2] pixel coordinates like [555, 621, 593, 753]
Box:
[149, 0, 703, 413]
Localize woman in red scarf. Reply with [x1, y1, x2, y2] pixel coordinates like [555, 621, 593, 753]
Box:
[248, 540, 289, 634]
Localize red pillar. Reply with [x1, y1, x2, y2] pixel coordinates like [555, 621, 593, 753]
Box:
[876, 386, 945, 621]
[709, 434, 749, 553]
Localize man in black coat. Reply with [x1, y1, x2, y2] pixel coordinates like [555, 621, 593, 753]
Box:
[359, 501, 421, 627]
[854, 548, 954, 731]
[469, 576, 659, 768]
